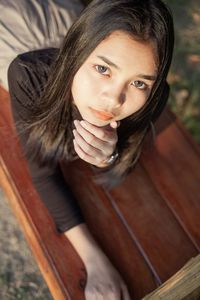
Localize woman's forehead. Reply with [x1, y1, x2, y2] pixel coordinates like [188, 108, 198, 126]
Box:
[87, 31, 158, 75]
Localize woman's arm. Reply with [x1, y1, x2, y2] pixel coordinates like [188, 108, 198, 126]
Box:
[64, 223, 131, 300]
[8, 52, 85, 233]
[64, 223, 103, 264]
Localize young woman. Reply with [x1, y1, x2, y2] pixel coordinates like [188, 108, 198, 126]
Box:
[8, 0, 174, 299]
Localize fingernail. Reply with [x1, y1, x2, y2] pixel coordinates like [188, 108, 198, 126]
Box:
[110, 121, 117, 128]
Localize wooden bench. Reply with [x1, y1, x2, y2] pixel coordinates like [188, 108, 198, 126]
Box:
[143, 254, 200, 299]
[0, 81, 200, 300]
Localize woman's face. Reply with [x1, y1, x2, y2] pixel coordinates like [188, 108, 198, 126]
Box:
[71, 30, 158, 127]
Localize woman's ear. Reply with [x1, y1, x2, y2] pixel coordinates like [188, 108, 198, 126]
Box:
[151, 81, 170, 123]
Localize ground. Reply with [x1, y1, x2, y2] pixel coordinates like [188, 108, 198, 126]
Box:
[0, 189, 52, 300]
[0, 1, 199, 299]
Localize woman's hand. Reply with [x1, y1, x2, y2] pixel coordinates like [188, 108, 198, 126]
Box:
[65, 224, 131, 299]
[85, 249, 131, 300]
[72, 119, 119, 167]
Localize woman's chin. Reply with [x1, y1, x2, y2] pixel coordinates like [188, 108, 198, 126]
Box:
[85, 117, 109, 127]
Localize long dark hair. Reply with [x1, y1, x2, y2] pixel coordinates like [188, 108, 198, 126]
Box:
[18, 0, 174, 188]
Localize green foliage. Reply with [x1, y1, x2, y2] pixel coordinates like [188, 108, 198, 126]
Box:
[165, 0, 200, 143]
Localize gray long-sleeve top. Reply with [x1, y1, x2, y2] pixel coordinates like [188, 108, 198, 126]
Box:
[8, 48, 85, 233]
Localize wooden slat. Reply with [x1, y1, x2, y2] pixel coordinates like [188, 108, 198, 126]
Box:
[141, 109, 200, 249]
[109, 162, 198, 283]
[142, 254, 200, 300]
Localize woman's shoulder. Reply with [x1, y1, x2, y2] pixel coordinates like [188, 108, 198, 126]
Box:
[8, 48, 59, 91]
[15, 48, 59, 68]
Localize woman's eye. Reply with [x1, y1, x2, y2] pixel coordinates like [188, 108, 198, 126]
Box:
[95, 65, 109, 75]
[133, 80, 147, 90]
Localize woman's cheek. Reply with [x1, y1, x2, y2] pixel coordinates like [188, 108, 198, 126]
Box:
[124, 93, 147, 116]
[72, 71, 90, 102]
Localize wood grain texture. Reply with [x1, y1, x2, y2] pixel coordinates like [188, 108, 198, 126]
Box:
[62, 161, 159, 299]
[141, 110, 200, 250]
[142, 254, 200, 299]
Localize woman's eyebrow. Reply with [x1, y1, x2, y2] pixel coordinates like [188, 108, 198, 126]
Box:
[97, 55, 120, 70]
[137, 74, 157, 81]
[97, 55, 157, 81]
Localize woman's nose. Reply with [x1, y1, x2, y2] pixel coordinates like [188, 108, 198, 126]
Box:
[103, 84, 126, 109]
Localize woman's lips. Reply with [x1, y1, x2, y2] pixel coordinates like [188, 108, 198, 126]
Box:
[90, 108, 115, 121]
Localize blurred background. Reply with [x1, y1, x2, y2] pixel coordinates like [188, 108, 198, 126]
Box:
[167, 0, 200, 144]
[0, 1, 199, 299]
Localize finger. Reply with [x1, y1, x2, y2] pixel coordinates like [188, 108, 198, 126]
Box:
[107, 289, 121, 300]
[78, 120, 117, 142]
[121, 284, 131, 300]
[74, 120, 111, 150]
[110, 121, 120, 129]
[73, 139, 102, 165]
[73, 128, 115, 165]
[73, 129, 107, 159]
